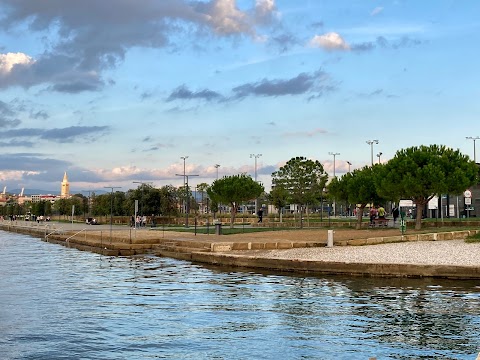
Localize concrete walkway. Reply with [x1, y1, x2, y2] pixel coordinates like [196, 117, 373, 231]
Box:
[2, 220, 480, 279]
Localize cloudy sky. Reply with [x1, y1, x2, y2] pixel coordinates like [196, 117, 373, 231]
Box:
[0, 0, 479, 194]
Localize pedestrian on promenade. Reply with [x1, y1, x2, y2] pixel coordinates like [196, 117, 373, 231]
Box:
[369, 206, 377, 224]
[378, 205, 386, 219]
[257, 208, 263, 223]
[392, 207, 399, 224]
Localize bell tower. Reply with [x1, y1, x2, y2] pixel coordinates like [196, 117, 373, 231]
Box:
[61, 172, 70, 198]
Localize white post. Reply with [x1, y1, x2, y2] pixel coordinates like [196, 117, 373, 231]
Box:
[327, 229, 334, 247]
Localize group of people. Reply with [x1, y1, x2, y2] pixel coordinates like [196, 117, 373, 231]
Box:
[369, 205, 400, 224]
[131, 215, 148, 228]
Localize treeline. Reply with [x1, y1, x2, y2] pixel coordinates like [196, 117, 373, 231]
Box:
[2, 145, 479, 231]
[2, 184, 186, 218]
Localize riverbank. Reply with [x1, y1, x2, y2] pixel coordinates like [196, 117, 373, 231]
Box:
[1, 221, 479, 279]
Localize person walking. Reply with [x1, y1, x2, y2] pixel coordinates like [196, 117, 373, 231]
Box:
[378, 205, 386, 219]
[257, 208, 263, 223]
[369, 206, 377, 225]
[392, 207, 400, 224]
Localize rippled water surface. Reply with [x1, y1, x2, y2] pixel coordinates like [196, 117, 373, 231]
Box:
[1, 231, 480, 359]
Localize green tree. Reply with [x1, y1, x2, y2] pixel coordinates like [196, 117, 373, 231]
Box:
[157, 185, 179, 216]
[329, 166, 386, 229]
[70, 196, 84, 216]
[113, 191, 126, 216]
[207, 174, 264, 228]
[44, 201, 52, 216]
[271, 156, 328, 223]
[53, 199, 69, 217]
[125, 184, 160, 216]
[92, 193, 110, 216]
[196, 182, 210, 214]
[376, 144, 479, 230]
[73, 193, 88, 217]
[268, 185, 289, 222]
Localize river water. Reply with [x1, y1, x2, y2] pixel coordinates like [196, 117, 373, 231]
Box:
[1, 231, 479, 359]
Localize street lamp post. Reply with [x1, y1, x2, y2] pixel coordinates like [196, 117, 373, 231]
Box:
[366, 140, 379, 166]
[466, 136, 480, 163]
[376, 152, 383, 164]
[180, 156, 189, 214]
[329, 152, 340, 177]
[175, 173, 199, 227]
[329, 152, 340, 217]
[81, 189, 96, 220]
[346, 161, 352, 172]
[250, 154, 262, 214]
[214, 164, 221, 217]
[104, 186, 121, 242]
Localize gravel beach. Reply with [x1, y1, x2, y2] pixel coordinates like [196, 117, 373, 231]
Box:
[236, 240, 480, 267]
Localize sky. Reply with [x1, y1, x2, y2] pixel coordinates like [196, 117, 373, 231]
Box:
[0, 0, 479, 194]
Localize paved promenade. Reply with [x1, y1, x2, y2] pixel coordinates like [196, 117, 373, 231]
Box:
[2, 220, 480, 278]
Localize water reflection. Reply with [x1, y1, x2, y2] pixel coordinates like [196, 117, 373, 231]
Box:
[1, 232, 479, 360]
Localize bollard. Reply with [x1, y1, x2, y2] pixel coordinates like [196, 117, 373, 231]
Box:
[327, 229, 334, 247]
[215, 223, 222, 235]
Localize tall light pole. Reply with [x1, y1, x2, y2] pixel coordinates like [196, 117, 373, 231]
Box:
[376, 152, 383, 164]
[180, 156, 189, 213]
[214, 164, 220, 179]
[329, 152, 340, 177]
[250, 153, 262, 214]
[366, 140, 379, 166]
[346, 161, 352, 172]
[81, 189, 96, 219]
[175, 173, 199, 227]
[104, 186, 121, 242]
[466, 136, 480, 163]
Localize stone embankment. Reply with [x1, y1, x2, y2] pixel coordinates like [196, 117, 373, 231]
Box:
[1, 221, 480, 279]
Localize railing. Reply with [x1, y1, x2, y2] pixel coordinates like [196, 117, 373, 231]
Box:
[65, 228, 88, 243]
[45, 226, 66, 241]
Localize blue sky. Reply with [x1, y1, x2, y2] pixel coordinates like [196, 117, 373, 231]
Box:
[0, 0, 479, 194]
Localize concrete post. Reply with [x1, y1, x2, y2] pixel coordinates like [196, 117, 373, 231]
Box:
[327, 229, 334, 247]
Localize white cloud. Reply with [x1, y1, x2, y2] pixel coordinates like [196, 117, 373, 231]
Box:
[283, 128, 329, 138]
[202, 0, 277, 35]
[256, 0, 275, 13]
[371, 7, 384, 16]
[309, 32, 350, 51]
[0, 52, 35, 74]
[0, 170, 40, 181]
[255, 0, 276, 23]
[204, 0, 251, 35]
[0, 0, 278, 91]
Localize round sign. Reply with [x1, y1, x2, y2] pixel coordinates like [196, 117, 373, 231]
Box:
[464, 189, 472, 198]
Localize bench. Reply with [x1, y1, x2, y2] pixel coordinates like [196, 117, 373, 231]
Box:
[370, 218, 389, 227]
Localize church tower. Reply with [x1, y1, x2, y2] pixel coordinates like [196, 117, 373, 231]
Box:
[61, 172, 70, 198]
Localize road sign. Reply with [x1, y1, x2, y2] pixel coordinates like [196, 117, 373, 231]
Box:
[464, 189, 472, 198]
[465, 198, 472, 205]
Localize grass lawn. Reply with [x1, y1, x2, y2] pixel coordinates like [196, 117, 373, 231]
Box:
[152, 224, 480, 236]
[465, 232, 480, 243]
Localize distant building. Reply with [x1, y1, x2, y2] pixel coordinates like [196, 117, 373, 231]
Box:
[61, 172, 70, 198]
[31, 194, 59, 204]
[30, 172, 72, 203]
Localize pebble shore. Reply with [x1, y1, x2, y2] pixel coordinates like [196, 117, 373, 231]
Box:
[244, 240, 480, 267]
